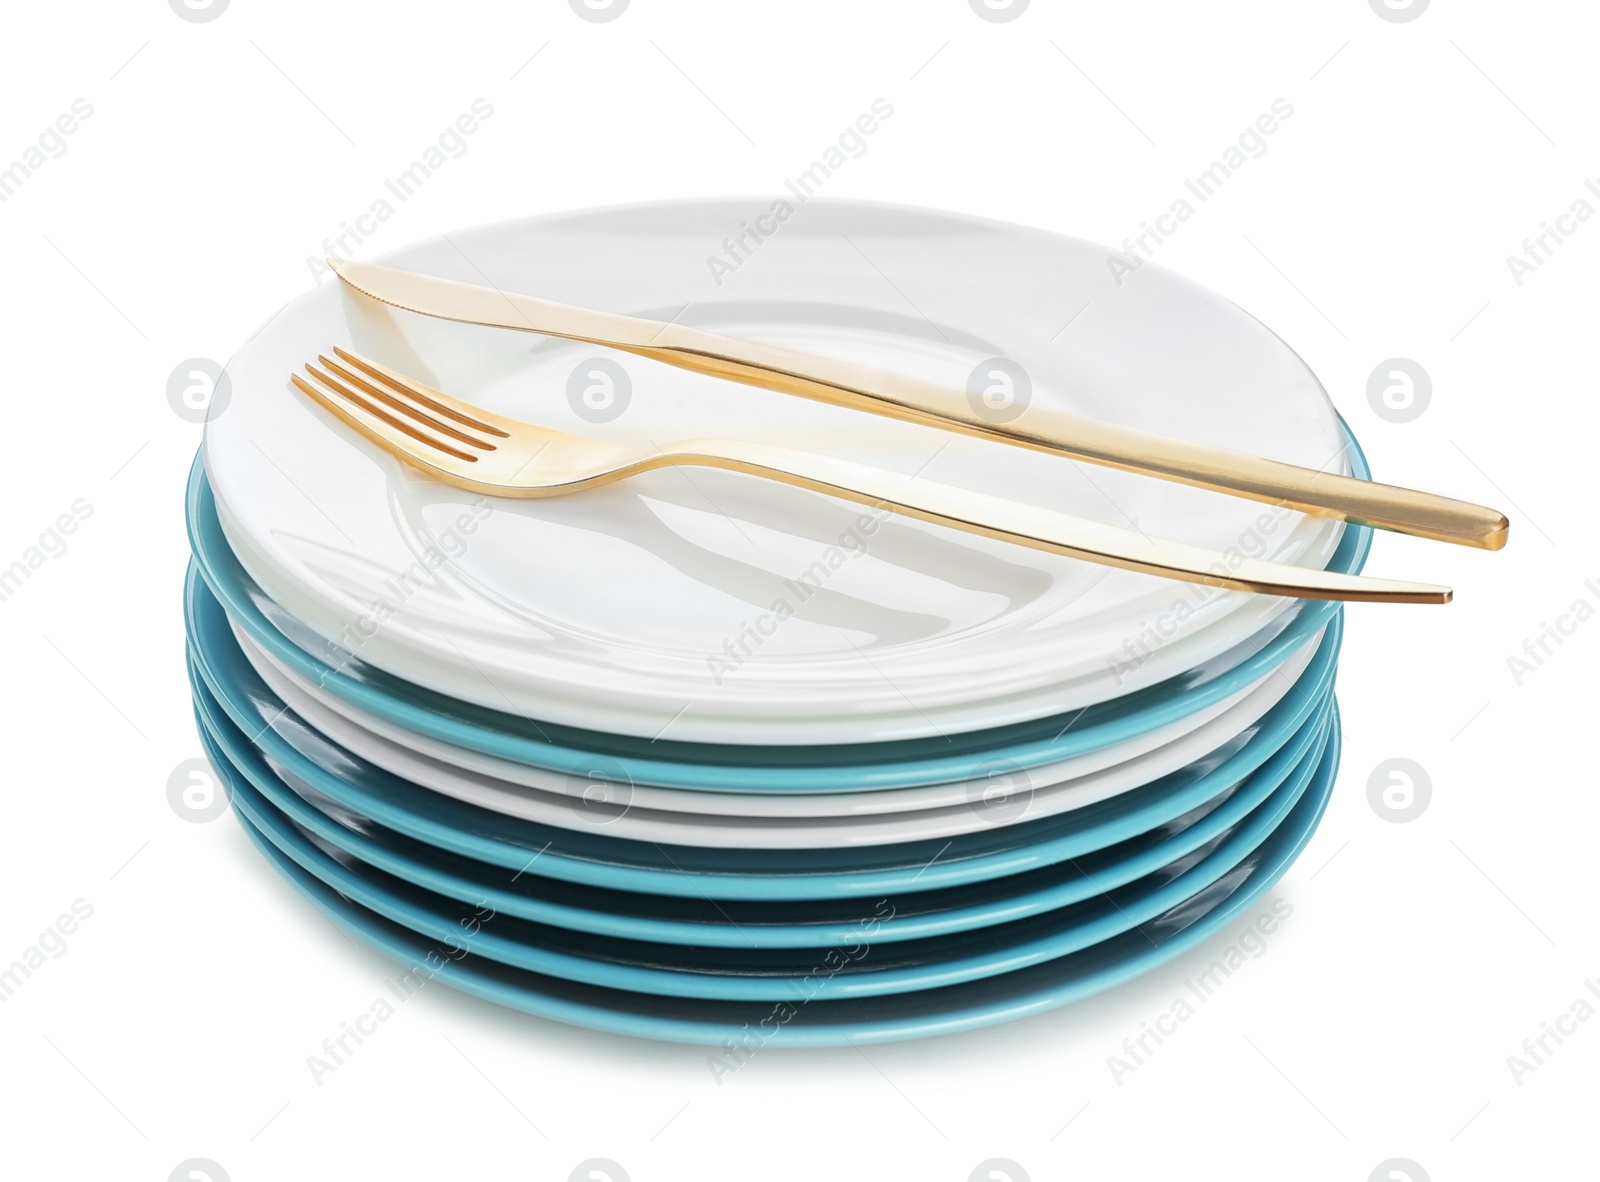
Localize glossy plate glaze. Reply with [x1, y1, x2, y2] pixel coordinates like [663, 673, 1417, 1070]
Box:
[194, 690, 1325, 949]
[236, 622, 1282, 820]
[232, 622, 1318, 848]
[187, 595, 1341, 900]
[212, 713, 1329, 1001]
[186, 447, 1371, 792]
[220, 714, 1338, 1045]
[202, 200, 1347, 744]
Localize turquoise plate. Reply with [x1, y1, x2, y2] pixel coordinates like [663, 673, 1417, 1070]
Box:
[201, 704, 1329, 1001]
[188, 570, 1340, 900]
[224, 714, 1338, 1045]
[184, 429, 1371, 792]
[190, 662, 1328, 948]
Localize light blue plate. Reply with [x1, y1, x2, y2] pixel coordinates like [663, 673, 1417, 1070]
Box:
[224, 711, 1339, 1045]
[184, 430, 1371, 792]
[191, 660, 1327, 948]
[188, 565, 1341, 900]
[193, 646, 1332, 947]
[202, 701, 1329, 1001]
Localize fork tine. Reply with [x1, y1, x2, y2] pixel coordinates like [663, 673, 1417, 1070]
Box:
[316, 354, 500, 451]
[331, 347, 512, 439]
[293, 369, 481, 464]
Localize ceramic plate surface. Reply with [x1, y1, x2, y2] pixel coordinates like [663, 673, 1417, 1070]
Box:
[216, 715, 1329, 1001]
[234, 623, 1319, 847]
[187, 601, 1341, 899]
[240, 624, 1278, 816]
[218, 716, 1338, 1045]
[187, 458, 1370, 791]
[203, 199, 1347, 743]
[193, 694, 1320, 949]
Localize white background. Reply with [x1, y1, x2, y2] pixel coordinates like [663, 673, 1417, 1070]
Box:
[1, 1, 1594, 1179]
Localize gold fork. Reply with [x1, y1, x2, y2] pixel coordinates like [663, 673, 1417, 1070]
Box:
[290, 349, 1449, 603]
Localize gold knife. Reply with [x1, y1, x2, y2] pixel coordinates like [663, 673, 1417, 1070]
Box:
[330, 257, 1509, 551]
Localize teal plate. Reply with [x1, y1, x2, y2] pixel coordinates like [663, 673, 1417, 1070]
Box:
[223, 711, 1339, 1045]
[187, 571, 1340, 900]
[189, 661, 1326, 948]
[201, 703, 1329, 1001]
[184, 430, 1371, 792]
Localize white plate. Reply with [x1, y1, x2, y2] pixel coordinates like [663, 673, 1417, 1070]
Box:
[205, 199, 1345, 743]
[237, 622, 1279, 809]
[236, 623, 1317, 848]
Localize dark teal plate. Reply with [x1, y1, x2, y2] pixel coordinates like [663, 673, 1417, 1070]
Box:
[200, 701, 1329, 1000]
[189, 656, 1327, 948]
[189, 564, 1340, 900]
[222, 714, 1338, 1045]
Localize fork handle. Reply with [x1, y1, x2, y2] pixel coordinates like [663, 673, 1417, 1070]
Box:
[659, 439, 1450, 604]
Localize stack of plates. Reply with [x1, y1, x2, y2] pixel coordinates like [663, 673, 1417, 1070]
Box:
[185, 201, 1359, 1045]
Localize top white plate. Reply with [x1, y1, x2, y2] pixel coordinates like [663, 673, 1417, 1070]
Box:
[205, 199, 1345, 744]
